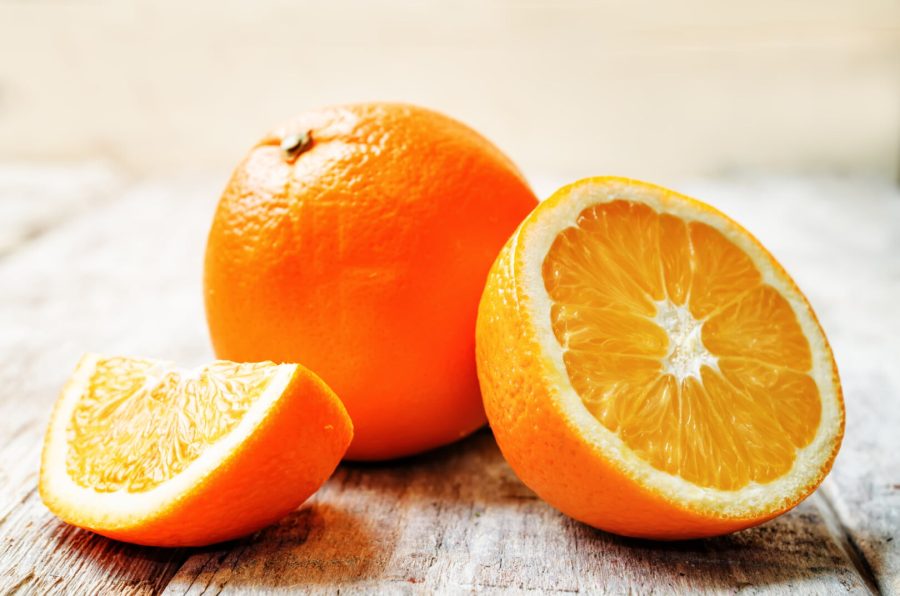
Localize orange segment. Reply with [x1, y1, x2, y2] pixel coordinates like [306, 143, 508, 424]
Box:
[719, 358, 821, 449]
[565, 352, 662, 430]
[545, 222, 656, 317]
[68, 358, 277, 493]
[688, 221, 761, 319]
[658, 214, 692, 305]
[41, 354, 352, 547]
[703, 285, 813, 370]
[476, 176, 844, 539]
[575, 201, 665, 301]
[551, 303, 669, 356]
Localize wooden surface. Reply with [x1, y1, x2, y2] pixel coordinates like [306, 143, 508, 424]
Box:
[0, 166, 897, 594]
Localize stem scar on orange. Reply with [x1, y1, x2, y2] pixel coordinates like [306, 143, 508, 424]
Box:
[476, 177, 844, 540]
[204, 103, 538, 460]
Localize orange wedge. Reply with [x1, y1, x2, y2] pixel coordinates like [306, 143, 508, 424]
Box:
[476, 177, 844, 539]
[40, 354, 352, 546]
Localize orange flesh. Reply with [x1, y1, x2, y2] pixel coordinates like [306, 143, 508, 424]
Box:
[542, 200, 821, 490]
[67, 358, 277, 492]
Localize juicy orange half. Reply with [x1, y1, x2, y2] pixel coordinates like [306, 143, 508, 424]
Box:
[476, 177, 844, 539]
[40, 354, 352, 547]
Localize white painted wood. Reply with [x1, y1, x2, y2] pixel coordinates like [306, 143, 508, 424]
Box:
[0, 169, 896, 593]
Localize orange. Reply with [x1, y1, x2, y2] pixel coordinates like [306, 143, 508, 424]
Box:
[204, 102, 538, 460]
[40, 354, 352, 546]
[476, 177, 844, 539]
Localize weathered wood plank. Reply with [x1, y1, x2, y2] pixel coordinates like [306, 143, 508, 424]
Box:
[0, 175, 214, 594]
[164, 430, 870, 595]
[0, 172, 895, 594]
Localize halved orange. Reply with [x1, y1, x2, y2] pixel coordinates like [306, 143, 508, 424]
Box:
[40, 354, 352, 546]
[476, 177, 844, 539]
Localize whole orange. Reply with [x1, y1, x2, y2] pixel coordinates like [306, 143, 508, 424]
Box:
[204, 103, 537, 460]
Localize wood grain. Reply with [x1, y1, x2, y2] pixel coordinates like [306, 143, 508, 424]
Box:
[0, 173, 212, 594]
[0, 169, 896, 594]
[163, 431, 871, 595]
[804, 185, 900, 596]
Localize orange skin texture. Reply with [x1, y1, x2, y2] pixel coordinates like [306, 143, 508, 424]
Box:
[40, 365, 353, 547]
[204, 103, 538, 460]
[475, 177, 844, 540]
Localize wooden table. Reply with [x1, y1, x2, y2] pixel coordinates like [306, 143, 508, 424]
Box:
[1, 165, 897, 594]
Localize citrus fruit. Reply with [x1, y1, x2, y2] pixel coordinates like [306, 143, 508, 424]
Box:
[204, 102, 538, 460]
[40, 354, 352, 546]
[476, 177, 844, 539]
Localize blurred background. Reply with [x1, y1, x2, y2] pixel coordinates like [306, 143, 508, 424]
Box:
[1, 0, 898, 184]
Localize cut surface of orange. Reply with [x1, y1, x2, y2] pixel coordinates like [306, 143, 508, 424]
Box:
[40, 354, 352, 547]
[476, 177, 844, 539]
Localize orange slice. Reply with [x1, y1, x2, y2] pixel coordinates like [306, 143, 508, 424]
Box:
[476, 177, 844, 539]
[40, 354, 352, 546]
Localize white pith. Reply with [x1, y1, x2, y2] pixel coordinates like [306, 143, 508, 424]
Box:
[41, 354, 296, 526]
[654, 299, 718, 382]
[514, 178, 842, 517]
